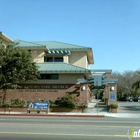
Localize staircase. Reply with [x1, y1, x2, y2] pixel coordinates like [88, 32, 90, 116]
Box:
[85, 99, 108, 113]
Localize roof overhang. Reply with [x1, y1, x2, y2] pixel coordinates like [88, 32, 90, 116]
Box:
[37, 62, 91, 74]
[39, 70, 90, 74]
[90, 69, 112, 74]
[0, 32, 13, 43]
[87, 50, 94, 64]
[15, 40, 48, 51]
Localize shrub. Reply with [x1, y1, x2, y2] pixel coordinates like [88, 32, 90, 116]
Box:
[109, 104, 118, 109]
[49, 100, 58, 107]
[0, 103, 10, 107]
[10, 98, 25, 107]
[55, 94, 76, 108]
[77, 104, 87, 108]
[34, 99, 48, 103]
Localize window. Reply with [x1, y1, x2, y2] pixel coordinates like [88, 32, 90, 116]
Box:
[40, 74, 59, 80]
[54, 57, 63, 62]
[44, 57, 53, 62]
[44, 57, 63, 62]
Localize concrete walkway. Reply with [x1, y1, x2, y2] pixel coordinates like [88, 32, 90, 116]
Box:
[86, 99, 140, 118]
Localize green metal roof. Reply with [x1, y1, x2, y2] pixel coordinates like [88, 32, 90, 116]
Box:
[37, 62, 91, 74]
[15, 40, 92, 51]
[15, 40, 94, 64]
[15, 40, 47, 49]
[33, 41, 92, 51]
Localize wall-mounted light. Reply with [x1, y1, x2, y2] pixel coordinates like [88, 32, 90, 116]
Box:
[110, 86, 115, 91]
[82, 86, 86, 91]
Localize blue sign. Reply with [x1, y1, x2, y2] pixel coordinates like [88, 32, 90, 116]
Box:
[110, 93, 115, 100]
[29, 102, 49, 109]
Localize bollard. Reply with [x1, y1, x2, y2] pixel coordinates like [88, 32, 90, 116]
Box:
[27, 108, 30, 113]
[9, 108, 11, 113]
[4, 108, 6, 113]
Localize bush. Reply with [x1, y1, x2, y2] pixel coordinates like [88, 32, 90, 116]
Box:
[49, 100, 58, 107]
[10, 98, 25, 107]
[49, 95, 87, 109]
[77, 104, 87, 108]
[109, 104, 118, 109]
[55, 94, 76, 108]
[34, 99, 48, 103]
[0, 103, 10, 107]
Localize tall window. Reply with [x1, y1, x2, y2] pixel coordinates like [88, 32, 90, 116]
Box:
[40, 74, 59, 80]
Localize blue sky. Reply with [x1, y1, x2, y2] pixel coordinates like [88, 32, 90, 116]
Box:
[0, 0, 140, 73]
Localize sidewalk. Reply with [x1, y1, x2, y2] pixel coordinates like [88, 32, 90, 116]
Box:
[1, 111, 140, 118]
[0, 111, 104, 117]
[0, 99, 139, 118]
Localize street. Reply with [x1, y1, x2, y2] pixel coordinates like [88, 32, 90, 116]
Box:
[118, 101, 140, 113]
[0, 116, 140, 140]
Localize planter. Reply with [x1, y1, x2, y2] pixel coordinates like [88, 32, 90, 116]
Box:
[50, 107, 85, 113]
[0, 107, 86, 113]
[108, 104, 118, 113]
[0, 107, 28, 112]
[109, 108, 117, 113]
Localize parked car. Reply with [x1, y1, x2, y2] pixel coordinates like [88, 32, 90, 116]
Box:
[118, 97, 126, 101]
[133, 97, 140, 102]
[125, 97, 133, 102]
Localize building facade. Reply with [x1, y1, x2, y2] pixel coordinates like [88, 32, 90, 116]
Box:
[0, 32, 117, 105]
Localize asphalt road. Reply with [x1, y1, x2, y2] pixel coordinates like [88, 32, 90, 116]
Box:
[0, 116, 140, 140]
[118, 101, 140, 113]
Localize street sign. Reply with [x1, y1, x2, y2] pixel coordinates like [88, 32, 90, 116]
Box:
[29, 102, 49, 109]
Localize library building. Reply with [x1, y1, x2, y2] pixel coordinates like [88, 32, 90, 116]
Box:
[0, 32, 117, 105]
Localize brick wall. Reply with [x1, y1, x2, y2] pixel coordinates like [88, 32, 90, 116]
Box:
[0, 84, 91, 104]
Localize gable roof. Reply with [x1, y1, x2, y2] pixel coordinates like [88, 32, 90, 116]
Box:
[37, 62, 91, 74]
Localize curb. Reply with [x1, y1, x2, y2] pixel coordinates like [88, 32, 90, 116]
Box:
[0, 113, 105, 118]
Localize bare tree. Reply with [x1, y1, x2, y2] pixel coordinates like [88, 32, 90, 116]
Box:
[132, 71, 140, 96]
[112, 71, 139, 98]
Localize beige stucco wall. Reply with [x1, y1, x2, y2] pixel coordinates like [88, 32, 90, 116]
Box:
[32, 50, 44, 63]
[23, 74, 85, 84]
[31, 50, 89, 68]
[69, 51, 89, 69]
[63, 56, 69, 63]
